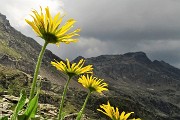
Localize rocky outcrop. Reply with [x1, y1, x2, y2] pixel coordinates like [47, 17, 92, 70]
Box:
[0, 93, 59, 119]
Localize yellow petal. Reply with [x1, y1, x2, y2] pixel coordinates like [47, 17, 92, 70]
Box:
[124, 112, 134, 120]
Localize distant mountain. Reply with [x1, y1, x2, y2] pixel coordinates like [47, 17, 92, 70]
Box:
[73, 52, 180, 120]
[0, 12, 180, 120]
[85, 52, 180, 87]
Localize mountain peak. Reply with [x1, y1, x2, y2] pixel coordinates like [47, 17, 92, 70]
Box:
[123, 51, 152, 64]
[123, 51, 146, 57]
[72, 56, 85, 63]
[85, 51, 180, 86]
[0, 13, 6, 19]
[0, 13, 10, 26]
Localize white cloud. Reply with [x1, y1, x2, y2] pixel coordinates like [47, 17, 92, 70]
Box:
[0, 0, 64, 30]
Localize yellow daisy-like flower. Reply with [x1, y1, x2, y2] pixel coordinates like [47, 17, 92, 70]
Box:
[51, 59, 93, 77]
[97, 101, 141, 120]
[25, 6, 80, 45]
[78, 75, 108, 93]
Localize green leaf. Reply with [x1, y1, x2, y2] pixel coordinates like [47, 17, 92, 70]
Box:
[23, 92, 39, 119]
[11, 89, 27, 120]
[17, 114, 26, 120]
[0, 116, 8, 120]
[60, 112, 66, 120]
[17, 91, 39, 120]
[17, 77, 41, 120]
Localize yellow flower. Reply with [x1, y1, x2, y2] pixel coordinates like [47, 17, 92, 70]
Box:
[97, 101, 141, 120]
[78, 75, 108, 93]
[51, 59, 93, 77]
[25, 6, 80, 45]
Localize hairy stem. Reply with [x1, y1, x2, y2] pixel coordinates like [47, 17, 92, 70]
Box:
[29, 41, 48, 101]
[58, 76, 72, 120]
[76, 91, 91, 120]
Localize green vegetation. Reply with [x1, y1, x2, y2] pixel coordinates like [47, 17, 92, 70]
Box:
[0, 40, 22, 59]
[63, 102, 77, 115]
[0, 65, 29, 95]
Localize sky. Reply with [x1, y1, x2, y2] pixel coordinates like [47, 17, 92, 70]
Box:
[0, 0, 180, 68]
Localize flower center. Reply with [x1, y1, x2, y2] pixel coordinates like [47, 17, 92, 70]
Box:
[43, 32, 58, 43]
[89, 86, 96, 92]
[67, 72, 76, 78]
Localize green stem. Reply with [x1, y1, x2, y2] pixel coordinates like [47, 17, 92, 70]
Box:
[29, 41, 48, 101]
[58, 76, 72, 120]
[76, 91, 91, 120]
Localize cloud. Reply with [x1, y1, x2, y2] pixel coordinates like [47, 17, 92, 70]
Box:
[47, 37, 110, 60]
[62, 0, 180, 41]
[0, 0, 180, 68]
[137, 40, 180, 68]
[0, 0, 63, 28]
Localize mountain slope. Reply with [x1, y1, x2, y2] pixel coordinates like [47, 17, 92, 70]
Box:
[0, 13, 82, 86]
[84, 52, 180, 87]
[74, 52, 180, 120]
[0, 12, 180, 120]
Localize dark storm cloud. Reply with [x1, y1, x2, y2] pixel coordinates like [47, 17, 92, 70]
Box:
[63, 0, 180, 41]
[60, 0, 180, 68]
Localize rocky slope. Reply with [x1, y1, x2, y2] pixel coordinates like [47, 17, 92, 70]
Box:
[78, 52, 180, 120]
[0, 12, 82, 87]
[0, 12, 180, 120]
[84, 52, 180, 87]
